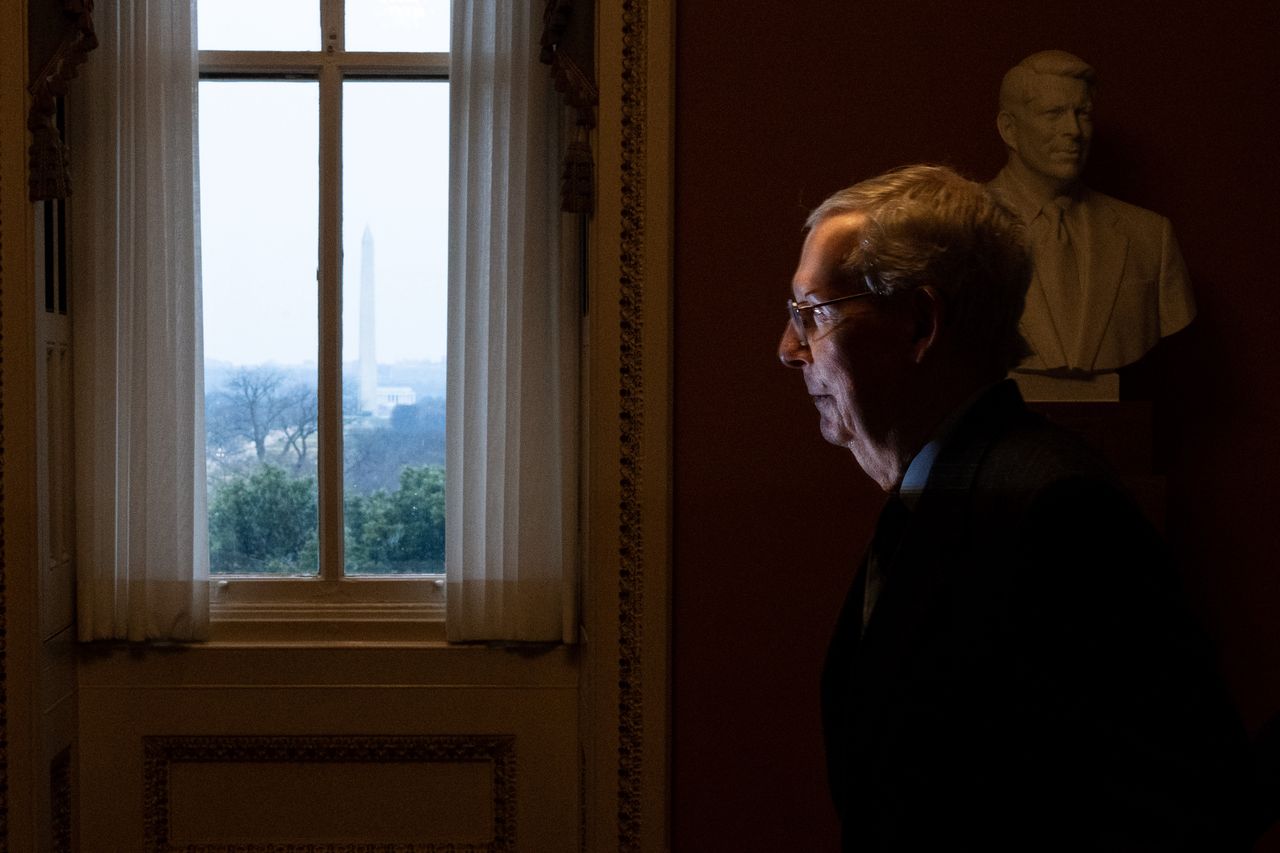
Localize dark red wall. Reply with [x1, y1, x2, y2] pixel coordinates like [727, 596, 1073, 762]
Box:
[672, 3, 1280, 850]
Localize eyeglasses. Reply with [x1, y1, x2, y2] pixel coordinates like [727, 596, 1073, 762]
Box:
[786, 290, 877, 347]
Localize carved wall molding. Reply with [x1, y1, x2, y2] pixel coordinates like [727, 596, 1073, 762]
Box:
[28, 0, 98, 201]
[142, 734, 517, 853]
[615, 0, 648, 849]
[0, 111, 8, 853]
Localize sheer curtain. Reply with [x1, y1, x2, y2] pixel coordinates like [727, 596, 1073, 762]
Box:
[446, 0, 579, 642]
[71, 0, 208, 641]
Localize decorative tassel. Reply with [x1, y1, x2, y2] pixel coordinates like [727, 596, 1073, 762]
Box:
[540, 0, 597, 215]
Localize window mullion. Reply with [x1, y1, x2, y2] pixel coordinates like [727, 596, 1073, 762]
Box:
[323, 0, 344, 53]
[340, 53, 449, 76]
[317, 55, 344, 582]
[198, 51, 324, 75]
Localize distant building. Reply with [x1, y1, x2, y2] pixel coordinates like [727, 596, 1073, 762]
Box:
[373, 386, 417, 419]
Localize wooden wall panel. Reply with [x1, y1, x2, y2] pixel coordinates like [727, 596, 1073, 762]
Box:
[148, 736, 509, 850]
[78, 648, 578, 852]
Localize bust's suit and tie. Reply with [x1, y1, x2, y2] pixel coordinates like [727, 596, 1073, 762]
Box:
[990, 50, 1196, 379]
[778, 166, 1258, 851]
[988, 167, 1196, 373]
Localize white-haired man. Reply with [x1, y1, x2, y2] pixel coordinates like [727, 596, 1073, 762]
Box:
[779, 164, 1257, 850]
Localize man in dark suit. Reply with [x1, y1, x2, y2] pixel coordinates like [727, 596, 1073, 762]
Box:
[778, 165, 1257, 850]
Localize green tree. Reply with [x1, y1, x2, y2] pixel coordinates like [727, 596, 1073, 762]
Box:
[345, 464, 445, 574]
[209, 465, 318, 574]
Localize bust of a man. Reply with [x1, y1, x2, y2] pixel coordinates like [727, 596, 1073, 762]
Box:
[988, 51, 1195, 393]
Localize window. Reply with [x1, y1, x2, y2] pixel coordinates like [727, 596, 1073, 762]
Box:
[198, 0, 451, 629]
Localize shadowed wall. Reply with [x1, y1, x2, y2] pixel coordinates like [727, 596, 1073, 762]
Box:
[673, 2, 1280, 849]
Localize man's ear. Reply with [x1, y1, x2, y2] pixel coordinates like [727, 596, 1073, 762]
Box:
[997, 111, 1018, 151]
[908, 285, 943, 364]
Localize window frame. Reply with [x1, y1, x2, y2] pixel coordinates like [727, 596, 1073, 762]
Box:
[199, 9, 450, 640]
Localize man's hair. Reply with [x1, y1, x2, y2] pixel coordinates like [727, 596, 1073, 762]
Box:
[999, 50, 1096, 114]
[806, 164, 1032, 375]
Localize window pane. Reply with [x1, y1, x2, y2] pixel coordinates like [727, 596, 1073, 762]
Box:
[200, 81, 321, 576]
[346, 0, 450, 52]
[341, 80, 449, 575]
[198, 0, 320, 51]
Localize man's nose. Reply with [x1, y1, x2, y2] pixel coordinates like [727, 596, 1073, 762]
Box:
[778, 322, 810, 369]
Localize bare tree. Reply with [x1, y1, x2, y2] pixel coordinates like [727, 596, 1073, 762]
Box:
[278, 384, 319, 469]
[208, 367, 290, 462]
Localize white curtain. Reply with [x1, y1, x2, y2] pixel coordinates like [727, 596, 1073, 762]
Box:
[446, 0, 579, 642]
[71, 0, 208, 641]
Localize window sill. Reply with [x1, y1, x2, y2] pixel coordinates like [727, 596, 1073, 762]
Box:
[209, 576, 446, 646]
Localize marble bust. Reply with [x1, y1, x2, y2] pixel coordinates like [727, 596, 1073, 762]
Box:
[987, 51, 1196, 398]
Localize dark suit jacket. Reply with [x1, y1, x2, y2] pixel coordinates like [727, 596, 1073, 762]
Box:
[822, 381, 1256, 851]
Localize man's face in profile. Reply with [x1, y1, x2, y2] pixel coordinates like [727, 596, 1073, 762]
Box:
[1005, 75, 1094, 185]
[779, 214, 913, 490]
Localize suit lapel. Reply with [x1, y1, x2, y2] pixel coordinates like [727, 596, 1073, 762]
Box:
[857, 382, 1025, 677]
[857, 462, 974, 680]
[823, 382, 1034, 810]
[1074, 192, 1128, 370]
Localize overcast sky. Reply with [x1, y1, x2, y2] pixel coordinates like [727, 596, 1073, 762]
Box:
[197, 0, 450, 368]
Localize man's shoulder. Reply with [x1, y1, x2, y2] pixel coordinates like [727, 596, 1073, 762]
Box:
[976, 414, 1117, 497]
[939, 401, 1160, 596]
[926, 382, 1123, 513]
